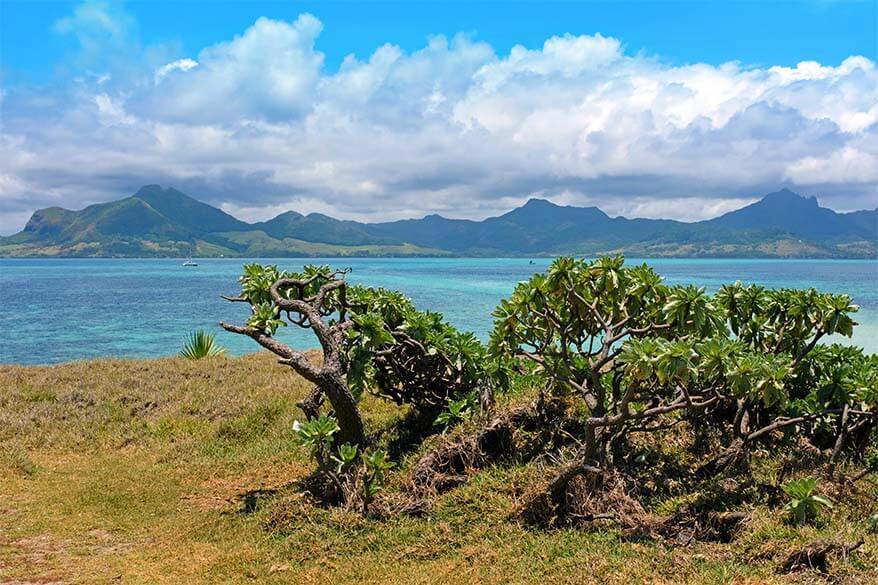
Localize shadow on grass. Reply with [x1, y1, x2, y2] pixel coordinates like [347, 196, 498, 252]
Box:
[238, 488, 281, 514]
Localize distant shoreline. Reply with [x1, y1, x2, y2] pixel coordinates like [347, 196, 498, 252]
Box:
[2, 254, 877, 260]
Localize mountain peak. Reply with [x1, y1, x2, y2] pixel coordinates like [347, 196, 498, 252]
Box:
[134, 184, 189, 201]
[522, 198, 559, 209]
[500, 197, 607, 224]
[134, 184, 167, 196]
[130, 184, 246, 233]
[759, 188, 818, 207]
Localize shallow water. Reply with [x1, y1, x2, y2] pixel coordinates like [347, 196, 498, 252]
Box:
[1, 257, 875, 364]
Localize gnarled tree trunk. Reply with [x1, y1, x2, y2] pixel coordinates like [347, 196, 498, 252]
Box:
[221, 269, 366, 446]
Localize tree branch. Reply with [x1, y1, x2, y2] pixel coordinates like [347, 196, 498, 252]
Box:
[219, 321, 321, 381]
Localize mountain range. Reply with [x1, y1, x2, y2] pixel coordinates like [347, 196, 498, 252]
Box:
[1, 185, 875, 258]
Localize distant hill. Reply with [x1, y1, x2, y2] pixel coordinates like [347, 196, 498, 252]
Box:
[1, 185, 875, 258]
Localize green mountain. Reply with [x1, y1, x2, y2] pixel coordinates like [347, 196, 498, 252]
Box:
[1, 185, 875, 258]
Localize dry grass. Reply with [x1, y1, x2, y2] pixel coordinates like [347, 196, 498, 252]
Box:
[1, 353, 876, 584]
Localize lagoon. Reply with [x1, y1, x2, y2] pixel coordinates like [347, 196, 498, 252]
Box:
[1, 257, 876, 365]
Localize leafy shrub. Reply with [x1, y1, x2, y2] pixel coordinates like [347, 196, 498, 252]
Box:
[434, 392, 478, 433]
[293, 414, 394, 514]
[489, 256, 876, 510]
[293, 415, 340, 467]
[361, 449, 395, 511]
[781, 476, 833, 525]
[344, 285, 493, 416]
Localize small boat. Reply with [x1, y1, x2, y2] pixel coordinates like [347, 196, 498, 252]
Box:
[183, 258, 198, 267]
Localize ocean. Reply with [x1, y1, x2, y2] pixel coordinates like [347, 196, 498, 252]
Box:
[1, 257, 876, 365]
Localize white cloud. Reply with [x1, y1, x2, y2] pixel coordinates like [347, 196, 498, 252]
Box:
[94, 93, 136, 125]
[1, 10, 877, 235]
[785, 144, 878, 185]
[137, 14, 325, 123]
[154, 58, 199, 83]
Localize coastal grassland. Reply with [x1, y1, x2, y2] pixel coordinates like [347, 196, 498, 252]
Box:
[1, 354, 875, 584]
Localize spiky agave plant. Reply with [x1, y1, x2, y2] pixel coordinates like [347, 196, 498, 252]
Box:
[179, 329, 227, 359]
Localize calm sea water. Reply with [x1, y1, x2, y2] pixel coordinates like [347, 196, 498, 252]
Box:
[1, 258, 876, 365]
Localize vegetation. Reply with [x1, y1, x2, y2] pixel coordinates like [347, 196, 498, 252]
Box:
[782, 477, 833, 526]
[179, 329, 227, 359]
[221, 264, 491, 448]
[2, 255, 877, 582]
[488, 256, 875, 525]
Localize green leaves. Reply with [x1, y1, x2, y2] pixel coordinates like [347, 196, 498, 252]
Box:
[435, 392, 477, 433]
[718, 283, 858, 355]
[490, 256, 676, 391]
[344, 286, 491, 414]
[363, 449, 395, 474]
[246, 302, 286, 335]
[362, 449, 395, 501]
[295, 421, 396, 514]
[179, 330, 226, 360]
[331, 442, 359, 474]
[728, 353, 790, 406]
[293, 415, 340, 463]
[662, 285, 724, 337]
[239, 263, 283, 305]
[490, 255, 869, 434]
[781, 476, 834, 525]
[619, 338, 659, 382]
[350, 312, 395, 348]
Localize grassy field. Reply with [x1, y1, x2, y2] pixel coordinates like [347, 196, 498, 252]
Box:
[1, 353, 876, 584]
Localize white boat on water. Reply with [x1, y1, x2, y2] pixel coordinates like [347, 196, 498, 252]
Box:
[183, 258, 198, 267]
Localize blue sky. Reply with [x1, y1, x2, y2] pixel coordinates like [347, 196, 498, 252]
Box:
[3, 1, 876, 79]
[0, 0, 876, 234]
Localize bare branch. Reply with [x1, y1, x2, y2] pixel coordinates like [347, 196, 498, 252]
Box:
[219, 321, 321, 381]
[221, 295, 248, 303]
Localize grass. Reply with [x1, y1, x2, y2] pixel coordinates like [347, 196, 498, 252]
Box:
[1, 353, 876, 584]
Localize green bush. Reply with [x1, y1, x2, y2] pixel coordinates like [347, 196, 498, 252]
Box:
[489, 256, 877, 476]
[781, 476, 833, 525]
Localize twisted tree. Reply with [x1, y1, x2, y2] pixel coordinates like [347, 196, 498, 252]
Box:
[222, 264, 493, 448]
[490, 257, 724, 504]
[221, 264, 366, 446]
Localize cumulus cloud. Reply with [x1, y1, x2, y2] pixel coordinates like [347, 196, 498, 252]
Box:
[1, 8, 876, 235]
[141, 14, 325, 122]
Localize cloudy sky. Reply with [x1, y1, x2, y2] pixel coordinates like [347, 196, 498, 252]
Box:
[0, 0, 876, 235]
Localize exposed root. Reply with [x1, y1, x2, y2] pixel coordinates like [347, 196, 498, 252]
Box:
[374, 492, 432, 517]
[407, 415, 513, 495]
[778, 539, 864, 574]
[297, 469, 343, 507]
[653, 510, 749, 545]
[404, 397, 567, 501]
[519, 460, 750, 544]
[519, 465, 647, 529]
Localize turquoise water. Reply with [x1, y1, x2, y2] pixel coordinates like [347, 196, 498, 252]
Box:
[1, 258, 876, 365]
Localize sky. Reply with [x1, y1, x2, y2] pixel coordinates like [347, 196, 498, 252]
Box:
[0, 0, 876, 235]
